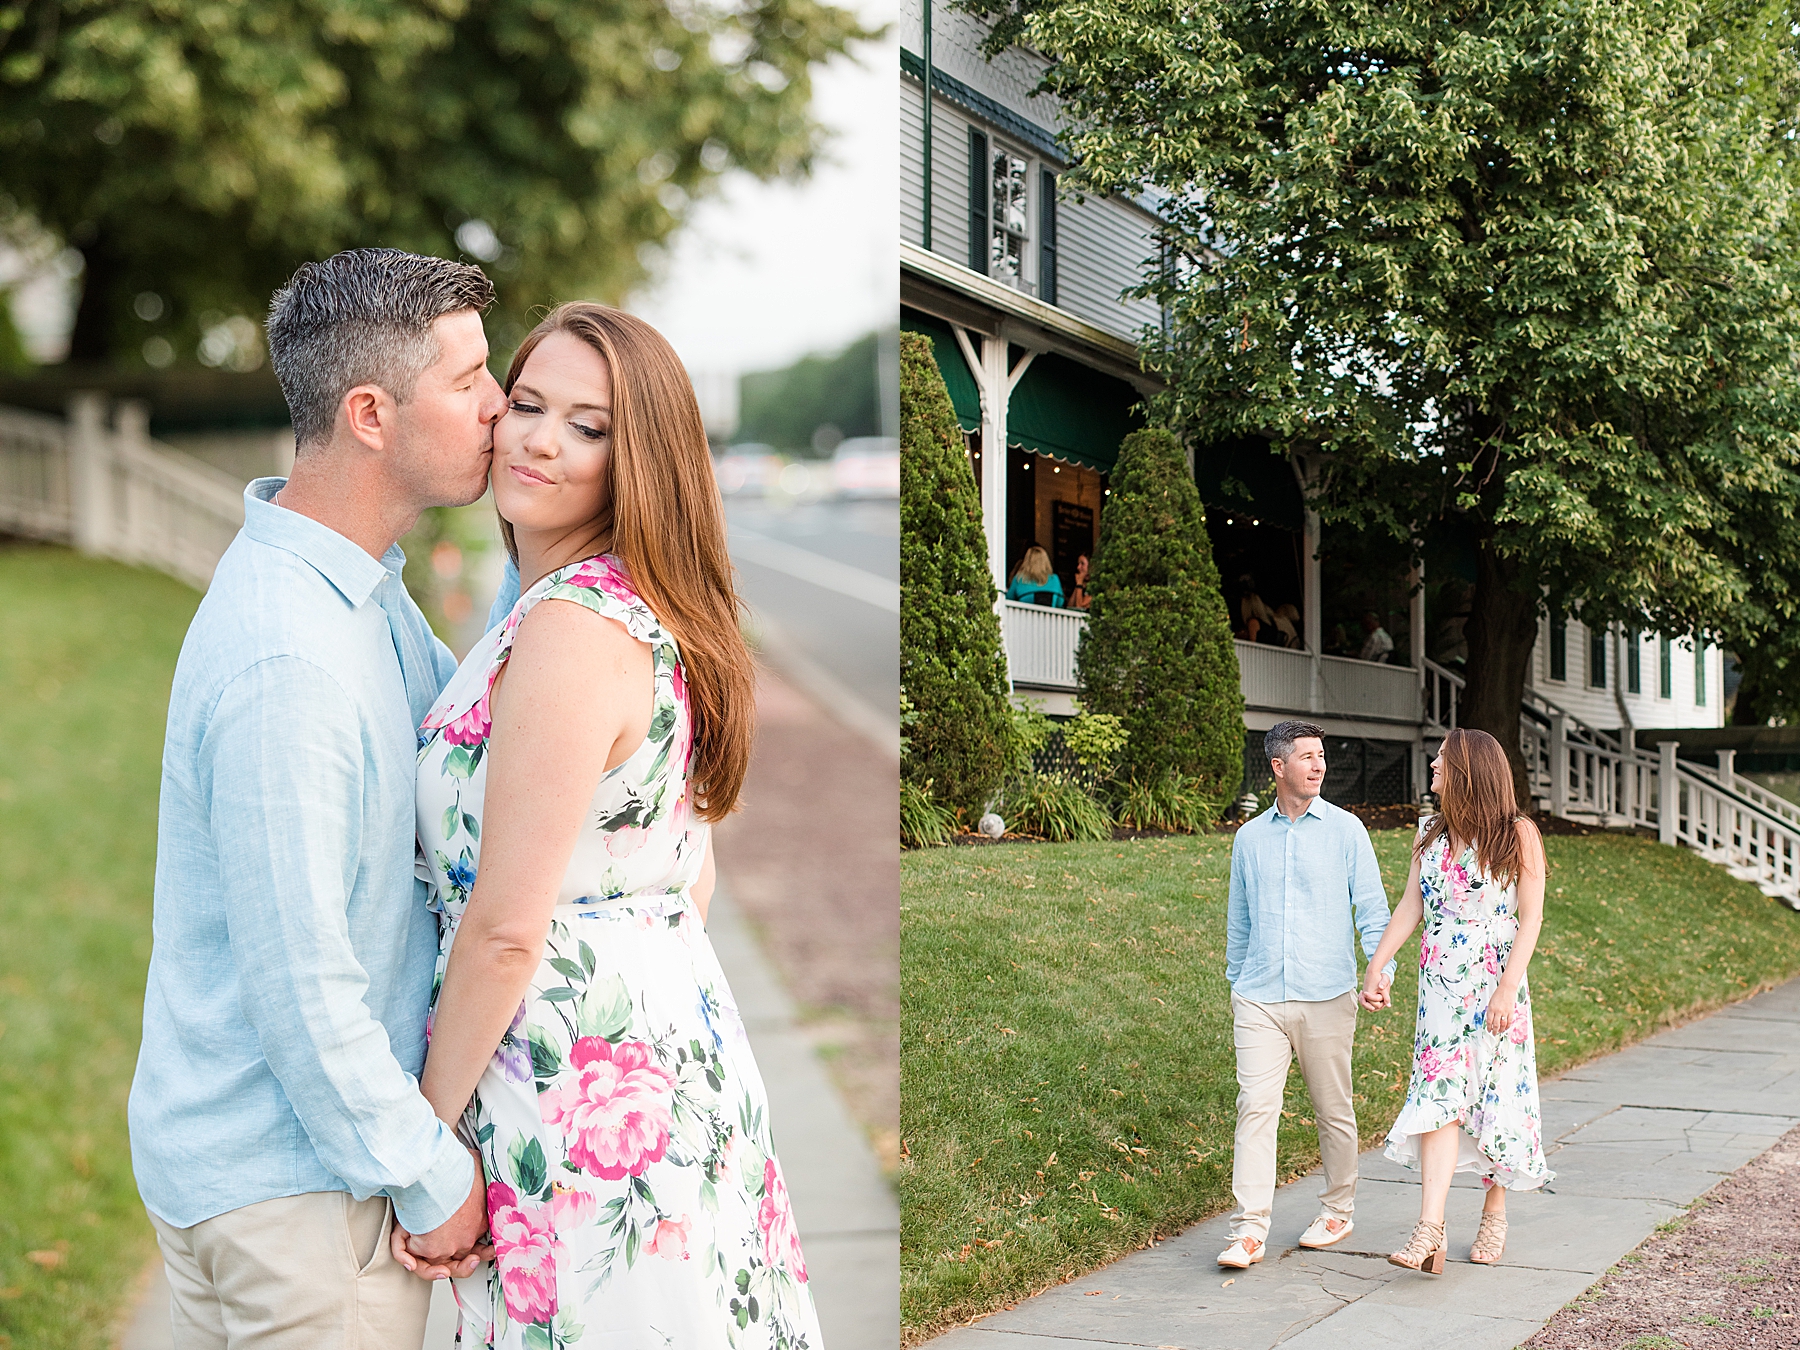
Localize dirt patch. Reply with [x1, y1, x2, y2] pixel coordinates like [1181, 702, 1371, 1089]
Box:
[1522, 1123, 1800, 1349]
[712, 664, 898, 1171]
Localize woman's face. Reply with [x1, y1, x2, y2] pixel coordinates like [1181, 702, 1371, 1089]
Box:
[1430, 752, 1443, 794]
[492, 330, 614, 539]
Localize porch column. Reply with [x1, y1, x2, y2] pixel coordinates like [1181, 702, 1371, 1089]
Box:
[1717, 748, 1736, 793]
[1550, 712, 1569, 818]
[1303, 505, 1322, 713]
[953, 326, 1008, 595]
[1658, 740, 1680, 845]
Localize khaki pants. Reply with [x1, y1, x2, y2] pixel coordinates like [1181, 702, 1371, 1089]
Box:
[1229, 991, 1360, 1243]
[148, 1192, 432, 1349]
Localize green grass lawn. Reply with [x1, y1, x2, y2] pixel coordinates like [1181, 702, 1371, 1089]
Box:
[0, 544, 200, 1349]
[899, 829, 1800, 1342]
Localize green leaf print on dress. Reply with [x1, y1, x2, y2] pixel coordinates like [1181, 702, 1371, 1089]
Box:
[414, 555, 819, 1349]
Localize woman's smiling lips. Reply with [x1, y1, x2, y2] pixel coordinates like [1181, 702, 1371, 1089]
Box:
[508, 463, 555, 486]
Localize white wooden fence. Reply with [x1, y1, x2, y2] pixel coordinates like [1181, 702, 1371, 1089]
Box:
[0, 395, 244, 591]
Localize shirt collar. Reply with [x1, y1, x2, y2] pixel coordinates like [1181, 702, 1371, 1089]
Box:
[1269, 795, 1330, 824]
[242, 478, 406, 607]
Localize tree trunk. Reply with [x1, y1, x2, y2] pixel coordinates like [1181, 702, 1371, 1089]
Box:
[1459, 538, 1542, 808]
[67, 235, 121, 367]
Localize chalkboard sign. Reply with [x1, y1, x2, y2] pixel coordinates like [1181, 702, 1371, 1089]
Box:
[1051, 499, 1095, 591]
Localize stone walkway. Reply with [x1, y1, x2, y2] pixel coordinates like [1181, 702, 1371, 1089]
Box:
[120, 878, 899, 1350]
[930, 977, 1800, 1350]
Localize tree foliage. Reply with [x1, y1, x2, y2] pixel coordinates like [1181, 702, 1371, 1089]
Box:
[1078, 427, 1244, 802]
[990, 0, 1800, 777]
[738, 329, 884, 453]
[0, 0, 872, 365]
[900, 331, 1013, 816]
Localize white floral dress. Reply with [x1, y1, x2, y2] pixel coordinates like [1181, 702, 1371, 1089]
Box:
[1383, 827, 1553, 1190]
[416, 555, 820, 1350]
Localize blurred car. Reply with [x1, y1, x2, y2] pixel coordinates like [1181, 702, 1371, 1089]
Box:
[830, 436, 900, 499]
[714, 443, 785, 496]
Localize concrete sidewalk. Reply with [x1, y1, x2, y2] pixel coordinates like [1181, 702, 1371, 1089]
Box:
[930, 977, 1800, 1350]
[120, 879, 898, 1350]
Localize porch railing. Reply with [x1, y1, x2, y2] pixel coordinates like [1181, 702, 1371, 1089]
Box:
[1001, 601, 1087, 690]
[1233, 640, 1311, 712]
[1, 394, 245, 591]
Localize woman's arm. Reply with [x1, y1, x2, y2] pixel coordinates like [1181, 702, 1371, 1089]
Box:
[419, 600, 654, 1129]
[1488, 820, 1547, 1035]
[1361, 848, 1425, 1008]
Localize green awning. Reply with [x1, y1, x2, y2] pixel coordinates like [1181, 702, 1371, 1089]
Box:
[1005, 350, 1143, 473]
[901, 311, 981, 433]
[1193, 437, 1305, 532]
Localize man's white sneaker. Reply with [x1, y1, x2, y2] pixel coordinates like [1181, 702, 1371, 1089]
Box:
[1217, 1236, 1264, 1268]
[1298, 1216, 1353, 1249]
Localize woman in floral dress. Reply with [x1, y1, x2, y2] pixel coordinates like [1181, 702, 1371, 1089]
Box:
[1360, 728, 1551, 1273]
[398, 303, 820, 1348]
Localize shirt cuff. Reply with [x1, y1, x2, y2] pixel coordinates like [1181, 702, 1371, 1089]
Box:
[1381, 959, 1397, 980]
[388, 1125, 476, 1234]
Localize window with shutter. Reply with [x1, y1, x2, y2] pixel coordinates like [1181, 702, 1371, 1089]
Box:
[1659, 636, 1673, 698]
[1549, 619, 1567, 681]
[1626, 632, 1641, 693]
[1038, 170, 1058, 305]
[968, 129, 989, 275]
[1589, 627, 1606, 688]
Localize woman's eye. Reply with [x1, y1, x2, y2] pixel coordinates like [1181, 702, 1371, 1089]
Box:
[573, 423, 609, 441]
[509, 400, 542, 414]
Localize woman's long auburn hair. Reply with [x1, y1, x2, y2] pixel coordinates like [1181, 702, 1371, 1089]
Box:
[499, 302, 755, 822]
[1415, 727, 1542, 887]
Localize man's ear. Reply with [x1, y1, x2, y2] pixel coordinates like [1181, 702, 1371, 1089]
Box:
[341, 383, 396, 453]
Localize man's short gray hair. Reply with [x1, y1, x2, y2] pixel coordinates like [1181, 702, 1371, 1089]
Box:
[266, 248, 495, 449]
[1265, 719, 1326, 764]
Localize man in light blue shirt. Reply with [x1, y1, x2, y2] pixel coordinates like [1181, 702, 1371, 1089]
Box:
[1218, 719, 1395, 1269]
[129, 250, 509, 1346]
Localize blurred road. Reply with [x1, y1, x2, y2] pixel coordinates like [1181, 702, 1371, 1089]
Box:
[725, 498, 899, 745]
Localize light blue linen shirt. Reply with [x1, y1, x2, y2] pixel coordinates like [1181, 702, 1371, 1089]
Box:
[1226, 796, 1396, 1003]
[129, 479, 474, 1233]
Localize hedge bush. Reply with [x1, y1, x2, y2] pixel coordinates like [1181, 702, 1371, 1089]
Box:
[899, 332, 1013, 817]
[1078, 427, 1244, 807]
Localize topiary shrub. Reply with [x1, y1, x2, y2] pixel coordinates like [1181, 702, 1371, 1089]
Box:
[1078, 427, 1245, 814]
[900, 331, 1014, 817]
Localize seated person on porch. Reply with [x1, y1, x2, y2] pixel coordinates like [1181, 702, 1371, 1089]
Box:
[1068, 554, 1092, 611]
[1234, 575, 1299, 646]
[1358, 610, 1395, 663]
[1273, 603, 1302, 649]
[1007, 545, 1065, 607]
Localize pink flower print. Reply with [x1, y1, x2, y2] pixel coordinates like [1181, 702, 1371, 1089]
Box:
[1510, 1007, 1530, 1045]
[550, 1180, 596, 1231]
[1419, 1045, 1444, 1082]
[1419, 942, 1439, 970]
[646, 1214, 693, 1262]
[1463, 990, 1480, 1010]
[442, 693, 491, 747]
[606, 826, 646, 860]
[540, 1038, 675, 1180]
[1483, 945, 1500, 976]
[669, 656, 687, 709]
[486, 1181, 561, 1326]
[757, 1158, 808, 1283]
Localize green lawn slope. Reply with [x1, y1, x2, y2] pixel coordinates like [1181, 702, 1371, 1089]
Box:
[0, 545, 200, 1349]
[899, 829, 1800, 1342]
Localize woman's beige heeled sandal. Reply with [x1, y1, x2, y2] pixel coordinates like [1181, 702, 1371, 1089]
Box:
[1388, 1219, 1447, 1274]
[1469, 1211, 1508, 1265]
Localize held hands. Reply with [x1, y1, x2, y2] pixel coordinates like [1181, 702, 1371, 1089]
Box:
[1486, 985, 1519, 1037]
[391, 1147, 494, 1282]
[1358, 970, 1393, 1012]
